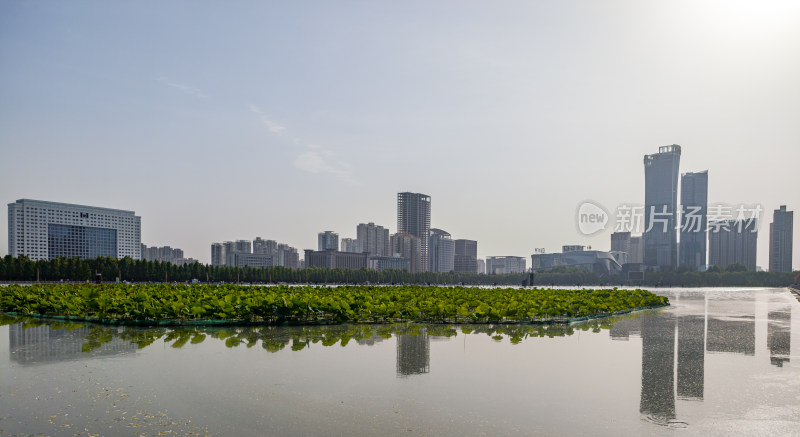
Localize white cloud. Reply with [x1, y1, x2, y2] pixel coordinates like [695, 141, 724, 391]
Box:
[249, 104, 354, 180]
[263, 119, 286, 134]
[294, 150, 351, 177]
[249, 104, 286, 134]
[156, 77, 207, 98]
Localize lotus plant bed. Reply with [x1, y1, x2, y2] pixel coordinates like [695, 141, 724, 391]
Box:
[0, 283, 669, 326]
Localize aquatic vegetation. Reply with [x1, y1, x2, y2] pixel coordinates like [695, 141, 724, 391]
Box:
[0, 283, 668, 325]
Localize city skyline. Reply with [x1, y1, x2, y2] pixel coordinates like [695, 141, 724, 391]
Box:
[1, 2, 799, 269]
[4, 184, 795, 272]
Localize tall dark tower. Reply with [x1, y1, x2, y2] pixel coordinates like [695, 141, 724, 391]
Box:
[397, 192, 431, 272]
[769, 205, 794, 272]
[679, 171, 708, 270]
[643, 145, 681, 269]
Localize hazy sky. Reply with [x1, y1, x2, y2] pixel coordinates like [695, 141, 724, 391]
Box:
[1, 1, 798, 269]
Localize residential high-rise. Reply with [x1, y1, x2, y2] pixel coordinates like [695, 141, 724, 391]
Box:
[284, 249, 299, 269]
[486, 256, 526, 274]
[141, 244, 185, 264]
[340, 237, 358, 253]
[276, 243, 299, 269]
[612, 232, 631, 267]
[318, 231, 339, 251]
[428, 228, 454, 273]
[234, 240, 252, 254]
[173, 257, 199, 266]
[253, 237, 277, 256]
[390, 232, 423, 273]
[679, 171, 708, 270]
[215, 237, 296, 268]
[141, 244, 157, 262]
[223, 241, 236, 257]
[397, 192, 431, 272]
[211, 243, 226, 266]
[7, 199, 141, 261]
[643, 145, 681, 269]
[708, 220, 758, 270]
[630, 236, 644, 264]
[454, 239, 478, 273]
[356, 222, 389, 257]
[769, 205, 794, 272]
[610, 232, 631, 255]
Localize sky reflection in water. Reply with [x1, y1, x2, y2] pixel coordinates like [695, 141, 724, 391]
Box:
[1, 288, 798, 436]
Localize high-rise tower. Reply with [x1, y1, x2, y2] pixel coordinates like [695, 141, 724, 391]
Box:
[397, 192, 431, 272]
[769, 205, 794, 272]
[679, 171, 708, 270]
[317, 231, 339, 251]
[428, 228, 454, 273]
[643, 145, 681, 268]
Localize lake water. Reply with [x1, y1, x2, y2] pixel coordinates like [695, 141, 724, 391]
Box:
[1, 287, 798, 436]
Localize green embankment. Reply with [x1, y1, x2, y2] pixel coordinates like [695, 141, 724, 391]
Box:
[0, 283, 668, 325]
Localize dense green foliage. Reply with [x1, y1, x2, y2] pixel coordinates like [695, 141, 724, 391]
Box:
[2, 255, 792, 287]
[0, 283, 668, 324]
[537, 266, 799, 287]
[0, 313, 644, 351]
[0, 255, 526, 285]
[638, 268, 798, 287]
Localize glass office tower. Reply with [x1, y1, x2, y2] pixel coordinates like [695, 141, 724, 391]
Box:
[643, 145, 681, 269]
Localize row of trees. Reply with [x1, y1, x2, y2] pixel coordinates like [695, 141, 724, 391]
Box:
[0, 256, 796, 287]
[0, 255, 527, 285]
[537, 265, 799, 287]
[637, 268, 798, 287]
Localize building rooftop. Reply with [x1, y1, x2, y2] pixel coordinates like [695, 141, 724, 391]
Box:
[11, 198, 137, 215]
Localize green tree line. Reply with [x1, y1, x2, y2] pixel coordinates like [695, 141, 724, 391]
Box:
[0, 255, 527, 285]
[533, 265, 798, 287]
[0, 256, 796, 287]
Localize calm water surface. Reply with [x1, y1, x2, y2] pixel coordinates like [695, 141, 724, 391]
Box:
[1, 287, 798, 436]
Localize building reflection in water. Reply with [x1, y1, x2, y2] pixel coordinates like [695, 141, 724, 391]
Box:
[396, 330, 430, 377]
[639, 314, 676, 423]
[768, 299, 791, 367]
[676, 294, 705, 401]
[706, 300, 755, 356]
[676, 315, 705, 400]
[8, 323, 137, 365]
[357, 334, 387, 346]
[608, 291, 793, 425]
